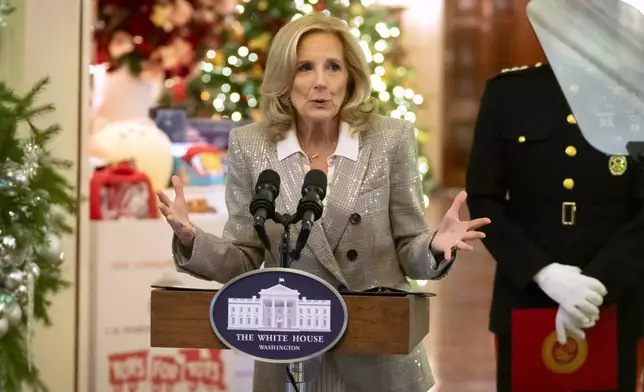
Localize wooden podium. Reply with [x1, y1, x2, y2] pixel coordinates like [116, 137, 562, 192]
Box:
[150, 286, 432, 355]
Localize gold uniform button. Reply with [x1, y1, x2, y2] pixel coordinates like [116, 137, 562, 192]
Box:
[567, 114, 577, 124]
[518, 136, 526, 143]
[563, 178, 575, 190]
[565, 146, 577, 156]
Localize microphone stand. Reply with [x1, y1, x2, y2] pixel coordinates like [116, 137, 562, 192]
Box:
[273, 212, 296, 269]
[258, 211, 306, 392]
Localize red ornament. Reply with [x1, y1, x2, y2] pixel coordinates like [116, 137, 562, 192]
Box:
[314, 1, 326, 12]
[171, 79, 188, 101]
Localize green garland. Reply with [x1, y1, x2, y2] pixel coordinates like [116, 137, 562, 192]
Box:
[0, 78, 76, 391]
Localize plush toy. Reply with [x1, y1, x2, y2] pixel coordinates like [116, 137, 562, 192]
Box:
[91, 120, 174, 190]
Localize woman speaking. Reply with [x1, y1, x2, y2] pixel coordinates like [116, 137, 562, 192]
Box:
[158, 12, 490, 392]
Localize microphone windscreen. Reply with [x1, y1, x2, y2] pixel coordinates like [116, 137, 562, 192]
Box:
[302, 169, 327, 199]
[256, 169, 281, 195]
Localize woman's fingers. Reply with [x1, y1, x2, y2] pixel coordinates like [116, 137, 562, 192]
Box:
[461, 230, 486, 241]
[158, 202, 173, 217]
[467, 217, 491, 230]
[455, 240, 474, 252]
[446, 191, 467, 218]
[172, 175, 186, 202]
[156, 190, 173, 208]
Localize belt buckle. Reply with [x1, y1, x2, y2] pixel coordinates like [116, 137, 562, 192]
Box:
[561, 202, 576, 226]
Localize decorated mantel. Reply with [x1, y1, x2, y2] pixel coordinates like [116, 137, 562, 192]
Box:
[90, 0, 237, 189]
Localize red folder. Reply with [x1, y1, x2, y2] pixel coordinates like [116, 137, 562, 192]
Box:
[511, 306, 617, 392]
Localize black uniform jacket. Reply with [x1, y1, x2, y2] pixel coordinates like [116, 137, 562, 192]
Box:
[466, 63, 644, 335]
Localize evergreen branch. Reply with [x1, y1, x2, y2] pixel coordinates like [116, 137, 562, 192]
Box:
[18, 104, 56, 122]
[20, 78, 50, 109]
[0, 329, 48, 392]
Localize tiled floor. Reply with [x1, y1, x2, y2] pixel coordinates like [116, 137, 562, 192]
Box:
[423, 190, 497, 392]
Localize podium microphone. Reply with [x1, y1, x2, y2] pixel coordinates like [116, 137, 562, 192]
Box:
[292, 169, 327, 259]
[249, 169, 280, 251]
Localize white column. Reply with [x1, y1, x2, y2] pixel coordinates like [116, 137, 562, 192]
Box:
[283, 300, 288, 328]
[0, 0, 90, 390]
[271, 298, 276, 328]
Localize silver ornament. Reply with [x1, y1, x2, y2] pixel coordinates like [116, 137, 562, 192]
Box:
[4, 270, 24, 291]
[26, 262, 40, 279]
[0, 254, 10, 268]
[53, 251, 65, 266]
[0, 235, 17, 260]
[39, 233, 62, 263]
[3, 161, 28, 185]
[0, 302, 6, 318]
[15, 285, 28, 305]
[9, 245, 32, 268]
[6, 302, 21, 326]
[22, 140, 41, 179]
[0, 317, 8, 339]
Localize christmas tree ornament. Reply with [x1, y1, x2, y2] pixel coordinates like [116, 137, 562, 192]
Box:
[4, 270, 24, 291]
[25, 263, 40, 280]
[21, 140, 41, 179]
[38, 233, 62, 263]
[0, 235, 17, 260]
[9, 244, 32, 268]
[2, 161, 28, 186]
[0, 254, 11, 268]
[53, 251, 65, 266]
[5, 302, 21, 326]
[0, 302, 6, 318]
[15, 285, 28, 305]
[0, 294, 13, 304]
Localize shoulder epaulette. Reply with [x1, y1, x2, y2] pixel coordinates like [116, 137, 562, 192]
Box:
[491, 62, 546, 80]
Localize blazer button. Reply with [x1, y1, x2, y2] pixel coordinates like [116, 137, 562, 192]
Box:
[349, 213, 361, 225]
[346, 249, 358, 261]
[337, 284, 348, 292]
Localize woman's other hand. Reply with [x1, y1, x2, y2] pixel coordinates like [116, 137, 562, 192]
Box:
[431, 191, 491, 261]
[157, 175, 197, 249]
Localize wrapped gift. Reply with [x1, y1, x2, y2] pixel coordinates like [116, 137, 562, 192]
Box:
[511, 306, 618, 392]
[152, 108, 188, 143]
[171, 144, 227, 187]
[188, 118, 250, 150]
[90, 161, 158, 220]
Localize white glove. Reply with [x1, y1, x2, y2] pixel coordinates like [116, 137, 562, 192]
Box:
[555, 305, 597, 344]
[534, 263, 607, 324]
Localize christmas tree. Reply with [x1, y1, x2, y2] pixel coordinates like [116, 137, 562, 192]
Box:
[173, 0, 436, 197]
[0, 77, 76, 391]
[169, 0, 300, 120]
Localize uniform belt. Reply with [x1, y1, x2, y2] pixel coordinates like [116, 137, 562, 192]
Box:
[507, 201, 637, 226]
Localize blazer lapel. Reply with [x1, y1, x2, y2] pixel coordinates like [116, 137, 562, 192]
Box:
[272, 152, 303, 216]
[322, 144, 373, 251]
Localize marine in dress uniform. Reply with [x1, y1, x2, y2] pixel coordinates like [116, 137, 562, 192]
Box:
[465, 63, 644, 391]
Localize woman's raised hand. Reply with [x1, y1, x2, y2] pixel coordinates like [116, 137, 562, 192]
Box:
[156, 175, 197, 249]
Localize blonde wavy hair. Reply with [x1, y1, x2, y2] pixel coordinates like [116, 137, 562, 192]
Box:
[260, 13, 377, 141]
